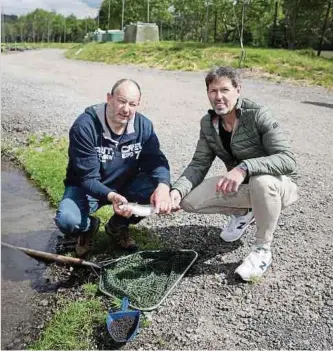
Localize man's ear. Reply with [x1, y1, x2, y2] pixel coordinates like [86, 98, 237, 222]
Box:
[106, 92, 112, 102]
[237, 84, 242, 95]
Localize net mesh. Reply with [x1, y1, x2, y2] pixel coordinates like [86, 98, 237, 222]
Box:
[99, 250, 197, 310]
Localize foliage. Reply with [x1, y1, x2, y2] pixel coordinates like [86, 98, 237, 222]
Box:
[98, 0, 172, 31]
[282, 0, 332, 49]
[2, 1, 332, 52]
[2, 9, 97, 43]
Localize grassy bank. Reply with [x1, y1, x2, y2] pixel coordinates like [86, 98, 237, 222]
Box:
[1, 42, 78, 51]
[65, 41, 333, 88]
[3, 41, 332, 87]
[30, 291, 104, 350]
[3, 135, 161, 349]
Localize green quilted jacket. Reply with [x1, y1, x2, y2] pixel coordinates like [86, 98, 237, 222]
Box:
[172, 97, 297, 198]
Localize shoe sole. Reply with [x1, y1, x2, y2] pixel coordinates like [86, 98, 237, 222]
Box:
[220, 217, 255, 242]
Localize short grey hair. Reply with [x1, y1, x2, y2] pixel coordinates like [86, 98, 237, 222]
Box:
[205, 66, 241, 89]
[111, 79, 141, 97]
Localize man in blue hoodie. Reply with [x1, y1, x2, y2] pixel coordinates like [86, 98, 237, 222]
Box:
[55, 79, 171, 256]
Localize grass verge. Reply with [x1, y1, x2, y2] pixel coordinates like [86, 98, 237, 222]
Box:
[64, 41, 333, 88]
[30, 296, 104, 350]
[2, 42, 79, 51]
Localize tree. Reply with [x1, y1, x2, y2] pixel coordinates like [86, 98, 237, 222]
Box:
[1, 1, 332, 49]
[283, 0, 329, 49]
[317, 0, 332, 56]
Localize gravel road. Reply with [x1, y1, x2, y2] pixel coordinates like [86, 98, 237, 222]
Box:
[2, 49, 333, 350]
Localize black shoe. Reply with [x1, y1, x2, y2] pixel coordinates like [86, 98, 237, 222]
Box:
[75, 216, 101, 257]
[105, 219, 137, 252]
[55, 236, 77, 253]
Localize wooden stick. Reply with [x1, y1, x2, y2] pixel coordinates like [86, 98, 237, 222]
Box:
[1, 241, 101, 270]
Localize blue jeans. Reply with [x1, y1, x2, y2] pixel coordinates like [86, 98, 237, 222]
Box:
[54, 173, 155, 236]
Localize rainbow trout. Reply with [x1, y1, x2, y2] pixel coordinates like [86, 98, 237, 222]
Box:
[118, 203, 156, 217]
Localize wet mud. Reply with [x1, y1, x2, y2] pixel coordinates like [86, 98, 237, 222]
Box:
[1, 158, 59, 349]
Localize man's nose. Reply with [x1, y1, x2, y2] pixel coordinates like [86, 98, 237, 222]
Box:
[216, 90, 223, 99]
[122, 102, 130, 113]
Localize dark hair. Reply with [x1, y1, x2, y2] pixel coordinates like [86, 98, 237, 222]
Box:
[111, 79, 141, 97]
[205, 66, 241, 89]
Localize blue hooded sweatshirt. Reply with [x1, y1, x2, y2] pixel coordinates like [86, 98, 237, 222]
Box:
[64, 103, 170, 201]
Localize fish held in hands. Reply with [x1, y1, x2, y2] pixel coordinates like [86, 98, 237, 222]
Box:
[118, 202, 156, 217]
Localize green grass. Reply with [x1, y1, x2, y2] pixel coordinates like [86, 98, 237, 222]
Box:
[13, 135, 68, 207]
[2, 42, 78, 50]
[82, 283, 99, 298]
[28, 288, 151, 349]
[247, 275, 263, 284]
[29, 298, 104, 350]
[64, 41, 333, 88]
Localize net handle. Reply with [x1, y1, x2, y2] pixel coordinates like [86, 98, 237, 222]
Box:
[1, 241, 101, 269]
[121, 296, 129, 311]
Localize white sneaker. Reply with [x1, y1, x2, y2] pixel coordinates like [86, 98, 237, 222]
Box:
[235, 247, 272, 281]
[220, 209, 255, 242]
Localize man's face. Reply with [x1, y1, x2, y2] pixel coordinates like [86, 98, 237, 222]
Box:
[207, 77, 241, 116]
[107, 82, 141, 126]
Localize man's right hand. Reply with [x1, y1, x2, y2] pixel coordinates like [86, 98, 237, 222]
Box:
[107, 192, 132, 217]
[170, 189, 182, 211]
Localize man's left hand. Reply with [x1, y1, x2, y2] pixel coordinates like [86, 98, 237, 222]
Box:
[150, 183, 172, 214]
[216, 167, 247, 195]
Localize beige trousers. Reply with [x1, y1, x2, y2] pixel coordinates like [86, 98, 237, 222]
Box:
[181, 175, 298, 249]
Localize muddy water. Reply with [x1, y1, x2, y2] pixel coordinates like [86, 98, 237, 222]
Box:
[1, 159, 59, 349]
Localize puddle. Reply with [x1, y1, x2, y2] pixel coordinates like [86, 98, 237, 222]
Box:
[1, 158, 59, 348]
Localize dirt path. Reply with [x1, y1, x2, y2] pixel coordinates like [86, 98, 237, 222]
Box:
[1, 49, 333, 349]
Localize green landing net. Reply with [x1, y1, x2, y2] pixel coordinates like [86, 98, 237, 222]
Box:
[99, 250, 198, 311]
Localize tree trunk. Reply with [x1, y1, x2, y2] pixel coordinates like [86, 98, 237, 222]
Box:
[214, 11, 217, 42]
[271, 0, 278, 47]
[285, 0, 299, 49]
[317, 0, 332, 56]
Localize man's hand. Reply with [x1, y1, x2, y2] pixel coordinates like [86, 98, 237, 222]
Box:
[150, 183, 172, 214]
[170, 189, 182, 211]
[107, 191, 132, 218]
[216, 167, 247, 195]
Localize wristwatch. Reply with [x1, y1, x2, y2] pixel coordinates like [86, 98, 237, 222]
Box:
[237, 162, 248, 175]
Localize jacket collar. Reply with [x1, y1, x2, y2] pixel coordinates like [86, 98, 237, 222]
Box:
[92, 103, 136, 143]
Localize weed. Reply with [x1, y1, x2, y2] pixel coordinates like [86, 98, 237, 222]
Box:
[247, 275, 263, 284]
[82, 283, 98, 298]
[140, 318, 151, 328]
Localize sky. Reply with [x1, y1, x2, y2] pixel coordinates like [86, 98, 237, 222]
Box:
[1, 0, 101, 19]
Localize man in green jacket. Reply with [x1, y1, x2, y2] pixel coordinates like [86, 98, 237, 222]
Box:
[170, 66, 298, 281]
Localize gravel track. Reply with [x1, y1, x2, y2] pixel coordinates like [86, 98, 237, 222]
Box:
[2, 49, 333, 350]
